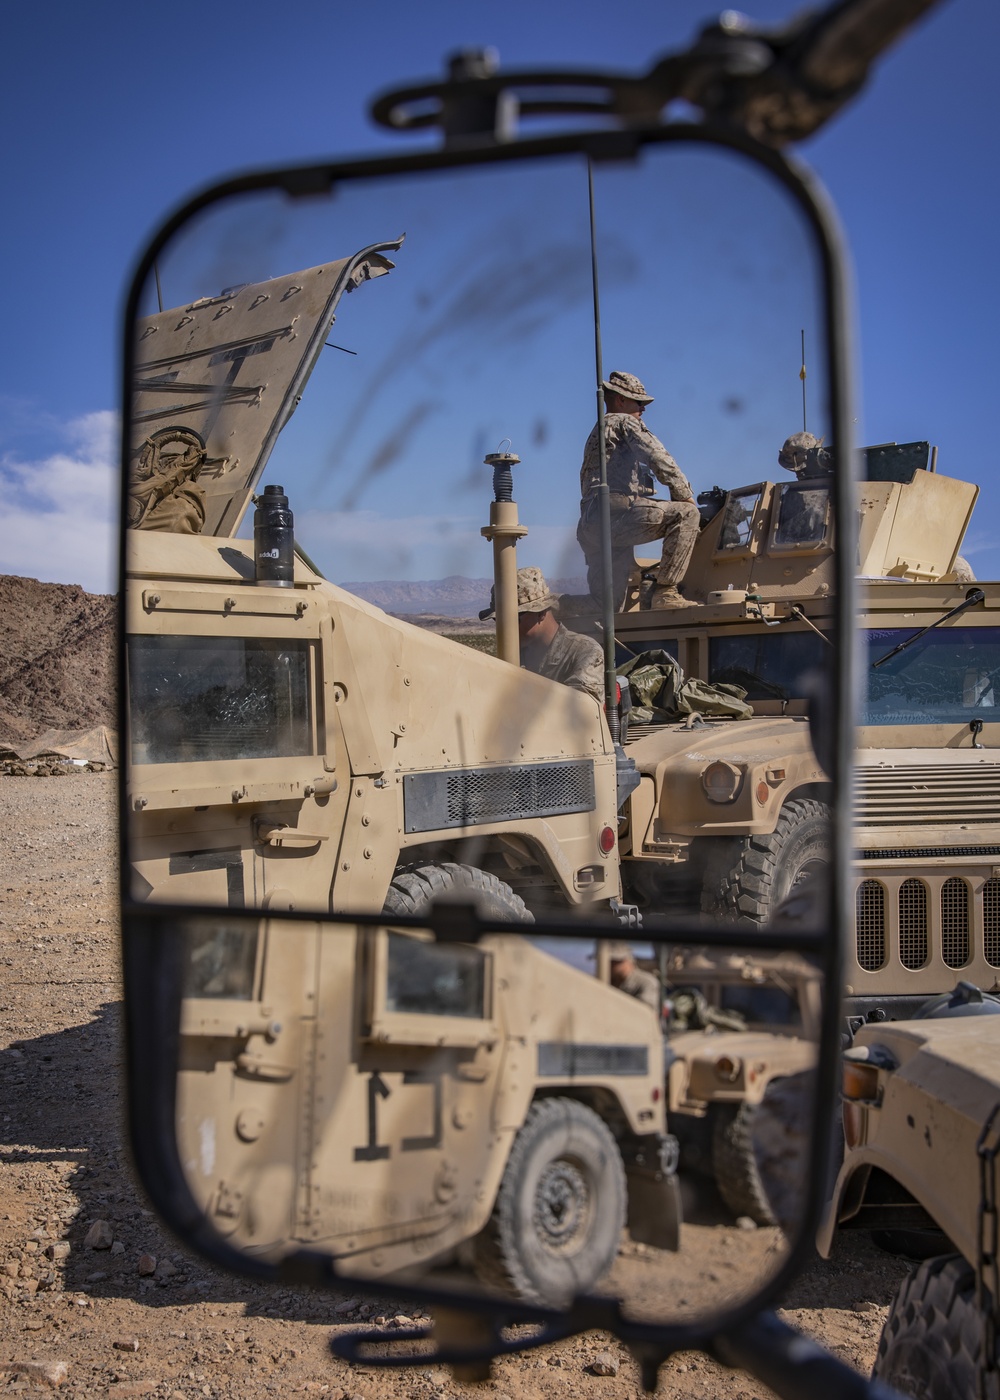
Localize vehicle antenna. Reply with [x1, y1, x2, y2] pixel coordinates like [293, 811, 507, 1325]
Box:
[587, 159, 620, 743]
[324, 342, 358, 355]
[800, 328, 807, 431]
[153, 263, 164, 314]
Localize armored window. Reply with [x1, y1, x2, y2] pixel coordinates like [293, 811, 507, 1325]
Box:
[898, 879, 929, 970]
[716, 487, 762, 552]
[128, 635, 314, 764]
[861, 626, 1000, 725]
[773, 480, 831, 548]
[940, 877, 971, 968]
[181, 922, 259, 1000]
[385, 931, 487, 1020]
[709, 631, 828, 703]
[855, 880, 886, 972]
[984, 878, 1000, 968]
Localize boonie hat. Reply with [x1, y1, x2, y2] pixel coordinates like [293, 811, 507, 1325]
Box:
[479, 566, 559, 620]
[602, 370, 653, 405]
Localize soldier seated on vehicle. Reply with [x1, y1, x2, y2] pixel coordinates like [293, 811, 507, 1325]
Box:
[480, 567, 605, 703]
[606, 940, 661, 1013]
[577, 370, 702, 612]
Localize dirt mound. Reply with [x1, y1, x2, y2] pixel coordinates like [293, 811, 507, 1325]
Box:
[0, 575, 116, 744]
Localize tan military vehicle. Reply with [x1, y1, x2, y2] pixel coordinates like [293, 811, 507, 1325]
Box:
[124, 247, 708, 1304]
[178, 917, 673, 1303]
[594, 444, 997, 1221]
[661, 947, 821, 1226]
[817, 988, 1000, 1397]
[607, 443, 1000, 1036]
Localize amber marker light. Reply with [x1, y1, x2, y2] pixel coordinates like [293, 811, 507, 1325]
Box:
[842, 1059, 880, 1102]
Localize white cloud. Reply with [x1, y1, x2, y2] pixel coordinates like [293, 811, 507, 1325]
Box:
[0, 411, 118, 594]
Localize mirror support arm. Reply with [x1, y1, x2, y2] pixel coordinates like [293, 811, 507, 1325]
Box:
[371, 0, 944, 149]
[711, 1310, 902, 1400]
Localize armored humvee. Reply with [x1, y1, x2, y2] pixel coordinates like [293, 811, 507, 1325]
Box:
[607, 442, 999, 1033]
[125, 247, 727, 1304]
[817, 990, 1000, 1397]
[659, 946, 822, 1226]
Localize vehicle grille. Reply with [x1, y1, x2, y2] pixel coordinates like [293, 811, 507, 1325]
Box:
[985, 877, 1000, 967]
[403, 760, 596, 833]
[852, 870, 1000, 980]
[855, 880, 886, 971]
[855, 764, 1000, 827]
[860, 845, 1000, 860]
[940, 876, 971, 967]
[898, 878, 929, 969]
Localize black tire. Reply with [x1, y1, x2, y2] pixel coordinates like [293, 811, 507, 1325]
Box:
[711, 1100, 777, 1226]
[873, 1254, 993, 1399]
[472, 1097, 626, 1304]
[700, 797, 831, 928]
[383, 862, 532, 922]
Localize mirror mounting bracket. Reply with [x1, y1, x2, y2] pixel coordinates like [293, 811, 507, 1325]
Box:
[370, 0, 940, 149]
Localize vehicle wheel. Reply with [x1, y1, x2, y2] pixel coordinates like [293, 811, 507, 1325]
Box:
[383, 862, 532, 922]
[700, 797, 831, 928]
[472, 1097, 626, 1304]
[873, 1254, 993, 1399]
[711, 1100, 777, 1226]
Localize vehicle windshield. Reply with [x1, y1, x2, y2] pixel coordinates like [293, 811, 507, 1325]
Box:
[709, 632, 829, 701]
[862, 626, 1000, 724]
[128, 635, 315, 763]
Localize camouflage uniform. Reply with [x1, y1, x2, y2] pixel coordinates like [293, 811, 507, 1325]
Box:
[615, 965, 661, 1013]
[521, 623, 604, 703]
[481, 567, 606, 703]
[604, 939, 662, 1014]
[577, 373, 700, 609]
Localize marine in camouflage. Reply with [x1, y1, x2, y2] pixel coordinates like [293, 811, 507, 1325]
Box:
[577, 400, 700, 608]
[520, 620, 604, 702]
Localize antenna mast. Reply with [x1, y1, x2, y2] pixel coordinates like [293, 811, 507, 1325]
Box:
[800, 328, 808, 431]
[587, 160, 620, 744]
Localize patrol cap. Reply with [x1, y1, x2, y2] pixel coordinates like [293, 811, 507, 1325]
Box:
[479, 566, 559, 620]
[778, 431, 821, 473]
[602, 370, 653, 405]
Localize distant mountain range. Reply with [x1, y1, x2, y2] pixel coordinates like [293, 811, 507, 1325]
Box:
[339, 575, 588, 617]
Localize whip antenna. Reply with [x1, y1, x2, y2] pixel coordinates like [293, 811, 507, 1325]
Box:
[800, 328, 808, 431]
[587, 159, 620, 743]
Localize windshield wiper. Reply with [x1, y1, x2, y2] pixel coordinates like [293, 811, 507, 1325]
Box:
[871, 589, 985, 669]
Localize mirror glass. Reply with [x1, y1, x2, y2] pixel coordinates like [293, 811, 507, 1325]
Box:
[123, 140, 835, 1324]
[171, 914, 818, 1321]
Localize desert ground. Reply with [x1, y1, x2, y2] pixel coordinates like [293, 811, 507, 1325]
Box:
[0, 773, 911, 1399]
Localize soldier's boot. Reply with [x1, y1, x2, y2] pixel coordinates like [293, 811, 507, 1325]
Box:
[650, 584, 701, 610]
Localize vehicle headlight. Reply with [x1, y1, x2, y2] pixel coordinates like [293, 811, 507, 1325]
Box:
[701, 760, 744, 803]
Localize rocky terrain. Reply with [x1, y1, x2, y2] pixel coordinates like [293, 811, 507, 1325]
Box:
[0, 576, 116, 746]
[0, 773, 914, 1399]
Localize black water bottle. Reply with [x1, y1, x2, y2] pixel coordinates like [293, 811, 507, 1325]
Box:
[254, 484, 295, 587]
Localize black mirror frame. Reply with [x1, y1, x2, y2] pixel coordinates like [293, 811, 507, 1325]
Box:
[117, 118, 856, 1370]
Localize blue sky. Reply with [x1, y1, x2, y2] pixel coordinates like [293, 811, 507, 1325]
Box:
[2, 0, 996, 593]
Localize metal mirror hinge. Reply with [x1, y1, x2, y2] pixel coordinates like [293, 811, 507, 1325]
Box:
[976, 1102, 1000, 1392]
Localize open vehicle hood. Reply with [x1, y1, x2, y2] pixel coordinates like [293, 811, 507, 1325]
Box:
[130, 238, 403, 537]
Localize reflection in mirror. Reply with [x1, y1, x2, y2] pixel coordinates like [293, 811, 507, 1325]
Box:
[124, 143, 834, 940]
[172, 917, 818, 1323]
